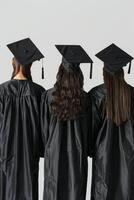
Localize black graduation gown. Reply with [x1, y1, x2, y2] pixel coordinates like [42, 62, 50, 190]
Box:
[41, 88, 91, 200]
[88, 84, 134, 200]
[0, 79, 45, 200]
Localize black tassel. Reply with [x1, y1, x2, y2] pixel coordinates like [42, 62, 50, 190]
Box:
[90, 62, 93, 79]
[128, 61, 132, 74]
[42, 59, 44, 79]
[42, 67, 44, 79]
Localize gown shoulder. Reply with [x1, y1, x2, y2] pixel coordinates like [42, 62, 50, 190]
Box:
[0, 80, 45, 97]
[88, 84, 105, 100]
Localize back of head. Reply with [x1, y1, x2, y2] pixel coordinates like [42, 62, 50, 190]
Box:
[51, 64, 84, 120]
[11, 57, 33, 81]
[103, 67, 131, 125]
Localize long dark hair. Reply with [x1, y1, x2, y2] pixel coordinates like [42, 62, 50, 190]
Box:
[50, 64, 84, 120]
[103, 67, 131, 125]
[11, 57, 33, 81]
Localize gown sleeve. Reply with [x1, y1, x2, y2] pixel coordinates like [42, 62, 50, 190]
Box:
[0, 89, 4, 129]
[88, 88, 103, 157]
[40, 91, 50, 154]
[37, 89, 46, 158]
[85, 94, 93, 158]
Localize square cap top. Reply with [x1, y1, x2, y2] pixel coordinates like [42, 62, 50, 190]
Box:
[55, 45, 93, 64]
[7, 38, 44, 66]
[95, 43, 133, 73]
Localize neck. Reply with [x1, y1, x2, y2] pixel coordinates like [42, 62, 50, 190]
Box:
[13, 72, 27, 80]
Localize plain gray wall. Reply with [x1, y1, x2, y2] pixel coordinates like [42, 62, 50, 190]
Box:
[0, 0, 134, 199]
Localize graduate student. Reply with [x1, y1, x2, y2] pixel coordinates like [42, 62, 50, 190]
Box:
[0, 38, 45, 200]
[88, 43, 134, 200]
[41, 45, 93, 200]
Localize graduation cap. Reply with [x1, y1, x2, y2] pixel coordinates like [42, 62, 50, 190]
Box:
[95, 43, 133, 74]
[7, 38, 45, 79]
[55, 45, 93, 78]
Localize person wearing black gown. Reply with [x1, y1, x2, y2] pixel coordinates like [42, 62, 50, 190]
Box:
[41, 45, 93, 200]
[0, 38, 45, 200]
[88, 44, 134, 200]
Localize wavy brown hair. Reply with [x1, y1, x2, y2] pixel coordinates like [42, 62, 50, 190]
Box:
[11, 57, 33, 81]
[103, 67, 131, 125]
[51, 64, 84, 120]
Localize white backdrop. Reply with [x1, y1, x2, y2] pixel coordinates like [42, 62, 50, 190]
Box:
[0, 0, 134, 199]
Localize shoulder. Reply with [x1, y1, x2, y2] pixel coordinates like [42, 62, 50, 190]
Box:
[25, 81, 46, 98]
[30, 81, 45, 93]
[0, 80, 13, 88]
[0, 80, 13, 95]
[82, 90, 90, 104]
[46, 88, 55, 96]
[41, 88, 54, 104]
[81, 90, 91, 114]
[88, 84, 105, 112]
[82, 90, 88, 96]
[88, 84, 105, 104]
[88, 84, 105, 99]
[0, 80, 46, 98]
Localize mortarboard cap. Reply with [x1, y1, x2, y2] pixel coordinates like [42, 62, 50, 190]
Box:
[55, 45, 93, 78]
[95, 43, 133, 74]
[7, 38, 45, 79]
